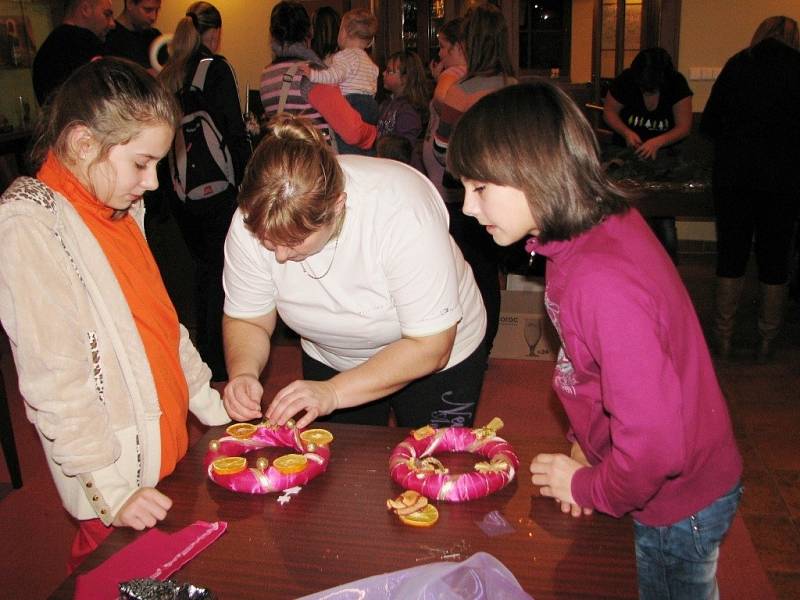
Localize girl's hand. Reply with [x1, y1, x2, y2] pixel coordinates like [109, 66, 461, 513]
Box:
[223, 374, 264, 421]
[530, 453, 591, 517]
[298, 62, 312, 77]
[265, 379, 341, 429]
[112, 488, 172, 529]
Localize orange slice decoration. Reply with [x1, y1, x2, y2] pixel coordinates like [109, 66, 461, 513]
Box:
[273, 454, 308, 474]
[226, 423, 258, 439]
[299, 428, 334, 446]
[398, 504, 439, 528]
[212, 456, 247, 475]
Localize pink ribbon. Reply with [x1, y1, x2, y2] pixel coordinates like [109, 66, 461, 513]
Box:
[389, 427, 520, 502]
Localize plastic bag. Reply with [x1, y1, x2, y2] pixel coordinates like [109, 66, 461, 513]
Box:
[298, 552, 533, 600]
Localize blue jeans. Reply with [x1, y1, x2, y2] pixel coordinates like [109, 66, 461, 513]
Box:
[634, 483, 743, 600]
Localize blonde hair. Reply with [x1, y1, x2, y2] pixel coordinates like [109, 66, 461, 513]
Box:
[159, 2, 222, 94]
[31, 57, 179, 173]
[751, 16, 799, 50]
[342, 8, 377, 43]
[239, 114, 344, 245]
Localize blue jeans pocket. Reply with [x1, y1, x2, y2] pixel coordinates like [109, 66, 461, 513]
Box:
[689, 483, 743, 557]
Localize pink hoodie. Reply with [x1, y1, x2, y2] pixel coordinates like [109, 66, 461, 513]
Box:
[531, 208, 741, 526]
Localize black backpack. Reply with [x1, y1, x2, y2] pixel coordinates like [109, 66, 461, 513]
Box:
[169, 57, 236, 202]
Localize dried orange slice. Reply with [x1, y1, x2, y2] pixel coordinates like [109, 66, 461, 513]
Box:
[226, 422, 258, 439]
[212, 456, 247, 475]
[273, 453, 308, 474]
[412, 425, 435, 440]
[398, 503, 439, 528]
[299, 428, 334, 446]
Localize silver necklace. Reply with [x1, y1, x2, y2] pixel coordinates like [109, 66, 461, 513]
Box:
[300, 235, 339, 279]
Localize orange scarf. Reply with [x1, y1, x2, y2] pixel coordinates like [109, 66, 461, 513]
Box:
[38, 152, 188, 479]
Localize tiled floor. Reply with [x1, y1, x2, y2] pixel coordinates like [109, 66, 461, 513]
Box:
[677, 251, 800, 599]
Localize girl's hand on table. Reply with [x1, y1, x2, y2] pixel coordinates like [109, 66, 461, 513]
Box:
[223, 374, 264, 421]
[530, 453, 592, 517]
[266, 379, 341, 429]
[112, 487, 172, 530]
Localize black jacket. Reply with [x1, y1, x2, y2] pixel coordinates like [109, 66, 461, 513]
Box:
[701, 38, 800, 194]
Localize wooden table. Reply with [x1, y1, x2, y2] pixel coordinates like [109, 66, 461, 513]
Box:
[50, 423, 637, 599]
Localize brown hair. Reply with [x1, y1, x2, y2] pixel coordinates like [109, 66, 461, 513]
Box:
[751, 16, 799, 50]
[342, 8, 377, 42]
[30, 57, 179, 173]
[447, 82, 630, 243]
[386, 50, 430, 118]
[461, 3, 514, 81]
[238, 114, 344, 245]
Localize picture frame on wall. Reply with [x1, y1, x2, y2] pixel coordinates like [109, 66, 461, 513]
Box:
[0, 15, 36, 68]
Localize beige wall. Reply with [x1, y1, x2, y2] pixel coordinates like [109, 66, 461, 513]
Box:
[680, 0, 800, 110]
[570, 0, 594, 83]
[114, 0, 279, 106]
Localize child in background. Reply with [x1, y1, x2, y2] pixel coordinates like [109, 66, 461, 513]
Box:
[377, 50, 429, 171]
[0, 58, 232, 571]
[376, 133, 413, 165]
[304, 7, 379, 154]
[447, 81, 742, 599]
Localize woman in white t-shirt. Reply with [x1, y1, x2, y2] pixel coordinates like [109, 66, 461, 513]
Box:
[222, 114, 487, 429]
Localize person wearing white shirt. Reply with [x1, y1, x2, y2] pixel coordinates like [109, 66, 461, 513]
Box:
[222, 114, 487, 429]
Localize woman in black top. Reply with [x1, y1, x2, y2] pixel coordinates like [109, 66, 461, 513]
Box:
[159, 1, 251, 381]
[700, 16, 800, 361]
[604, 48, 693, 263]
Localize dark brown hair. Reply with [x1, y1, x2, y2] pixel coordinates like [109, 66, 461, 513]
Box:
[386, 50, 430, 118]
[461, 3, 514, 80]
[270, 1, 311, 46]
[447, 82, 630, 243]
[238, 114, 343, 245]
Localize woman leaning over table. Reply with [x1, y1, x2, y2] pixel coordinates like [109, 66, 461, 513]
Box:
[222, 114, 487, 429]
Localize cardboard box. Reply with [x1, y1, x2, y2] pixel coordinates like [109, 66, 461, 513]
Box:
[490, 290, 559, 361]
[506, 273, 545, 293]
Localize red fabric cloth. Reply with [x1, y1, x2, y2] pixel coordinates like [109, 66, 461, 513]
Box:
[68, 519, 114, 574]
[308, 84, 377, 148]
[74, 521, 227, 600]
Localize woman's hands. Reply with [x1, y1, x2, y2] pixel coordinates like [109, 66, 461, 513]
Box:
[265, 379, 341, 429]
[223, 374, 264, 421]
[623, 129, 643, 150]
[112, 487, 172, 530]
[530, 442, 593, 518]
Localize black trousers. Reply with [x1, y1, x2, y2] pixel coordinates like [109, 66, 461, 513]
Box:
[714, 185, 799, 284]
[171, 192, 237, 381]
[301, 342, 487, 428]
[445, 202, 500, 355]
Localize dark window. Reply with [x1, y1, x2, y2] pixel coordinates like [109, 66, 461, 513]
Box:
[519, 0, 571, 74]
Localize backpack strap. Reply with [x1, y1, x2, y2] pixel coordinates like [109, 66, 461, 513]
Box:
[277, 63, 299, 114]
[191, 57, 214, 91]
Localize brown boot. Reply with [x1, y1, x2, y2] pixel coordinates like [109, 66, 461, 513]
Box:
[714, 277, 745, 359]
[757, 283, 787, 362]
